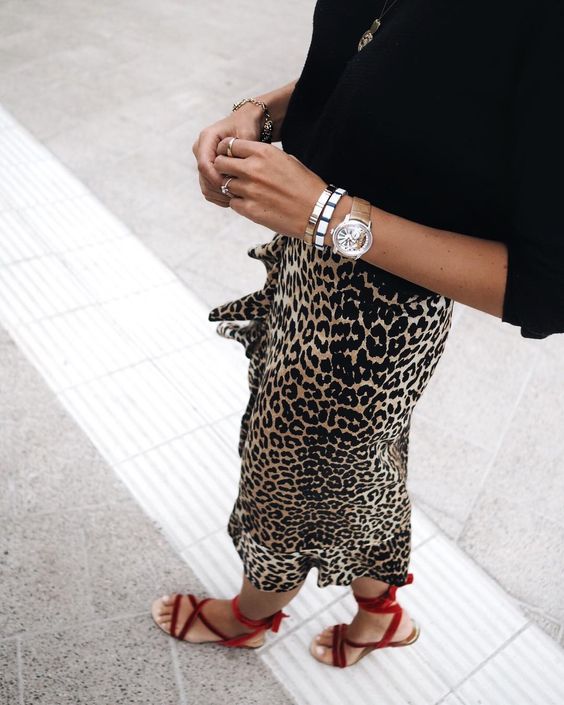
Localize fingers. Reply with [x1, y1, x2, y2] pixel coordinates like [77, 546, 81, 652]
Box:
[194, 130, 227, 189]
[198, 173, 231, 207]
[194, 131, 257, 206]
[216, 136, 267, 159]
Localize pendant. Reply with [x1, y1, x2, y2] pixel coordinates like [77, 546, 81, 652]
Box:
[357, 18, 381, 52]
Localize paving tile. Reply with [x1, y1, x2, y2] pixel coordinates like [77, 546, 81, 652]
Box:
[153, 338, 249, 425]
[411, 503, 440, 548]
[0, 209, 49, 264]
[17, 193, 130, 252]
[411, 500, 464, 542]
[458, 493, 564, 625]
[414, 366, 520, 455]
[262, 601, 449, 705]
[439, 696, 468, 705]
[441, 304, 539, 394]
[173, 636, 296, 705]
[79, 499, 202, 620]
[19, 614, 181, 705]
[115, 425, 241, 551]
[408, 413, 492, 531]
[0, 123, 51, 166]
[78, 146, 191, 219]
[0, 639, 20, 704]
[57, 360, 205, 465]
[0, 158, 86, 208]
[58, 236, 175, 303]
[0, 511, 92, 638]
[44, 109, 153, 173]
[0, 255, 94, 328]
[456, 625, 564, 705]
[399, 534, 528, 689]
[100, 281, 214, 358]
[517, 603, 562, 641]
[12, 306, 148, 391]
[475, 353, 564, 529]
[0, 323, 130, 517]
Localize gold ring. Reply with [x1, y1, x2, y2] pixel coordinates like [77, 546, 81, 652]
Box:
[227, 136, 237, 158]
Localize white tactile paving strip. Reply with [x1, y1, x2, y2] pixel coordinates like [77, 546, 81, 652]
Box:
[1, 103, 564, 704]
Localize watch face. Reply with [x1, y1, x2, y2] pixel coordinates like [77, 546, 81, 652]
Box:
[333, 221, 372, 257]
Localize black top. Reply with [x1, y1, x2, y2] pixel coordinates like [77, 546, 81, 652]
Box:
[279, 0, 564, 339]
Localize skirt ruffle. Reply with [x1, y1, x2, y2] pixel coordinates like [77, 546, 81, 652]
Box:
[208, 232, 287, 457]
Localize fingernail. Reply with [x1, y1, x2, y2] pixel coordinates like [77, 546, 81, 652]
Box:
[315, 646, 325, 656]
[162, 595, 170, 601]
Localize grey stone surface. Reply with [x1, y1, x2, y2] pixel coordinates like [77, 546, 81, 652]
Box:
[408, 412, 492, 536]
[0, 510, 93, 638]
[414, 310, 536, 452]
[19, 615, 181, 705]
[0, 321, 293, 704]
[517, 603, 562, 642]
[174, 639, 296, 705]
[458, 493, 564, 625]
[2, 0, 564, 669]
[81, 499, 201, 619]
[0, 639, 20, 705]
[481, 352, 564, 529]
[0, 0, 313, 307]
[0, 323, 130, 518]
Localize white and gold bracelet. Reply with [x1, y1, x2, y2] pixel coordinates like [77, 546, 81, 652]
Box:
[314, 186, 348, 250]
[304, 185, 335, 246]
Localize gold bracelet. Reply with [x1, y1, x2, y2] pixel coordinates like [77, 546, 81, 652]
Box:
[232, 98, 273, 143]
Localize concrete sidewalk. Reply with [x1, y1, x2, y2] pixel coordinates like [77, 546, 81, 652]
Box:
[1, 108, 564, 704]
[1, 0, 564, 702]
[1, 0, 561, 642]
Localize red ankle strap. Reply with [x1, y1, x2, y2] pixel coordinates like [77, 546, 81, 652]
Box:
[230, 595, 290, 633]
[353, 572, 414, 612]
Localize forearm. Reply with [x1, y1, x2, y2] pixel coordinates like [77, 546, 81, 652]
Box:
[255, 79, 298, 142]
[325, 195, 509, 319]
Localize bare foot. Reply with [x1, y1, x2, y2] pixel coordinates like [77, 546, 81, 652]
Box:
[310, 604, 417, 667]
[151, 594, 264, 647]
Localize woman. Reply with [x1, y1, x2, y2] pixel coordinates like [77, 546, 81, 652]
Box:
[151, 0, 564, 668]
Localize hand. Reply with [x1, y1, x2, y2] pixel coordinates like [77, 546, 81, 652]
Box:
[192, 104, 265, 208]
[213, 137, 327, 238]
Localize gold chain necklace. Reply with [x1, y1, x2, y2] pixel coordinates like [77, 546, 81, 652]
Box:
[357, 0, 401, 51]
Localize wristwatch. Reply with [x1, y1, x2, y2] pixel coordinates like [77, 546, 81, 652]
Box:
[330, 196, 373, 259]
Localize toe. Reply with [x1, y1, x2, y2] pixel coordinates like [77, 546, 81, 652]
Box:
[151, 594, 175, 623]
[310, 640, 334, 665]
[314, 626, 335, 646]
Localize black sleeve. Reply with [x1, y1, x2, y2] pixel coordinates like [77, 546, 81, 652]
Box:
[501, 1, 564, 339]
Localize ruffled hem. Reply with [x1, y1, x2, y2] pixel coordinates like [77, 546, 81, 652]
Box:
[228, 516, 412, 591]
[207, 232, 287, 359]
[208, 232, 288, 458]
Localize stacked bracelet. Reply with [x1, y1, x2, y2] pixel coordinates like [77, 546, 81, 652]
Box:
[232, 98, 273, 143]
[314, 186, 348, 250]
[304, 185, 335, 246]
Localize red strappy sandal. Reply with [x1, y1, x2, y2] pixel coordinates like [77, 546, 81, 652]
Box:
[152, 593, 290, 649]
[311, 572, 420, 668]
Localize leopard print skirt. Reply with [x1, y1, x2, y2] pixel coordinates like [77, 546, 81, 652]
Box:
[208, 232, 454, 592]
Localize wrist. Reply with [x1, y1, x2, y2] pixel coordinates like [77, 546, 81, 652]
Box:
[255, 79, 297, 142]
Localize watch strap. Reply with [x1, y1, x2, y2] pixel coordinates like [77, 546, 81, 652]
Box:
[350, 196, 371, 226]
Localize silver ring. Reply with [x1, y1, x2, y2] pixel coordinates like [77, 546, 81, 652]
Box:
[227, 137, 237, 158]
[220, 176, 234, 197]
